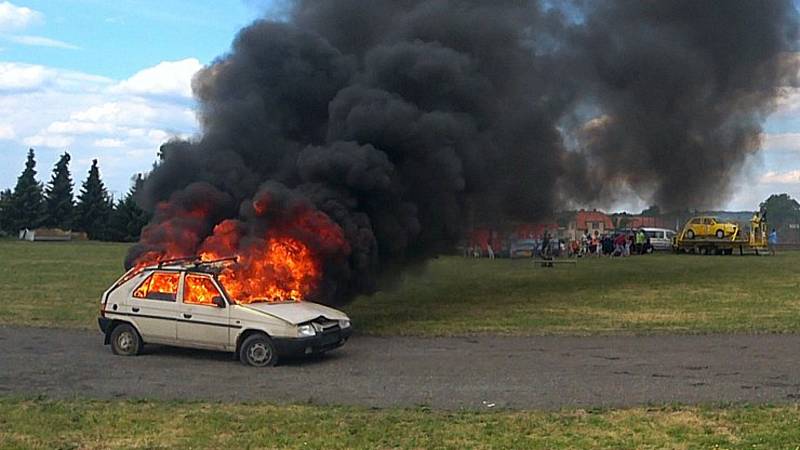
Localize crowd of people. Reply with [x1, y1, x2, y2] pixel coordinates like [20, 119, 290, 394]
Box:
[573, 229, 651, 257]
[467, 228, 655, 259]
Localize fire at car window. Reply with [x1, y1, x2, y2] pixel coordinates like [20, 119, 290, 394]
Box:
[183, 274, 222, 305]
[132, 272, 180, 302]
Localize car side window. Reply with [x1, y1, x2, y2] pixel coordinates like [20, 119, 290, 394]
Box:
[703, 218, 713, 225]
[691, 218, 702, 224]
[183, 274, 222, 306]
[132, 272, 180, 302]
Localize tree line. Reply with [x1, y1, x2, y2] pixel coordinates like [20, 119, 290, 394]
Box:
[0, 149, 150, 241]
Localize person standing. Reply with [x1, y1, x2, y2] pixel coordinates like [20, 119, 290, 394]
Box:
[769, 228, 778, 256]
[625, 233, 632, 256]
[580, 232, 589, 256]
[635, 229, 646, 254]
[541, 229, 551, 259]
[613, 232, 626, 257]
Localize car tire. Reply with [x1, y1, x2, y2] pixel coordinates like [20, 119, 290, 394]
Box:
[716, 229, 724, 239]
[686, 230, 695, 239]
[110, 323, 142, 356]
[239, 334, 278, 367]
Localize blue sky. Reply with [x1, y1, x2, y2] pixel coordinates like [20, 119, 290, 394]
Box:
[0, 0, 798, 211]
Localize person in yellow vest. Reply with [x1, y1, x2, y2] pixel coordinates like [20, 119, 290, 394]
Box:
[635, 229, 647, 254]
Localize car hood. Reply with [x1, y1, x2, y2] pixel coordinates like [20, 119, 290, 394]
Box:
[238, 301, 348, 325]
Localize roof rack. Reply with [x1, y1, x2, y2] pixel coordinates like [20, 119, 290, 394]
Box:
[156, 255, 200, 268]
[193, 256, 238, 267]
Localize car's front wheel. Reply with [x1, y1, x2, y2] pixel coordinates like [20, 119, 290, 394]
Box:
[716, 229, 725, 239]
[686, 229, 695, 239]
[239, 334, 278, 367]
[110, 323, 142, 356]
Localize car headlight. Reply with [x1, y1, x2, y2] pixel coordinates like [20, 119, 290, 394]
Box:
[339, 319, 351, 329]
[297, 324, 316, 337]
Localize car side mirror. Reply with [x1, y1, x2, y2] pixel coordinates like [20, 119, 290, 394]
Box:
[212, 296, 226, 308]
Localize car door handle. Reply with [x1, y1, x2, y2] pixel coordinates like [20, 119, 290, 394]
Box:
[183, 314, 192, 319]
[132, 307, 140, 313]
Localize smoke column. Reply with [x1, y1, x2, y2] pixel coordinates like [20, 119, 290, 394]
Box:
[129, 0, 799, 304]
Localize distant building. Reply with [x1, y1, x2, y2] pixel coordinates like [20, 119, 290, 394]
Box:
[567, 210, 614, 240]
[18, 228, 87, 241]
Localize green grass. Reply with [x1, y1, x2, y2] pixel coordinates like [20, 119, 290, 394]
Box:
[1, 240, 799, 335]
[347, 252, 800, 335]
[1, 398, 799, 449]
[0, 240, 129, 329]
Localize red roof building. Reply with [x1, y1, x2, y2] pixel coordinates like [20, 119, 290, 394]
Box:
[567, 210, 614, 240]
[575, 210, 613, 231]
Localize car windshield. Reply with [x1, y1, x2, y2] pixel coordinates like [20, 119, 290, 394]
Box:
[213, 277, 301, 305]
[209, 274, 301, 305]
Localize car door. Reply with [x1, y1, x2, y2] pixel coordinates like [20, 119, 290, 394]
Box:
[128, 271, 181, 344]
[176, 273, 231, 350]
[703, 218, 714, 236]
[655, 231, 666, 248]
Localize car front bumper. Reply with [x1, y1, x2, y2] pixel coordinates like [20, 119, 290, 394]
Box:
[273, 327, 352, 356]
[98, 316, 112, 333]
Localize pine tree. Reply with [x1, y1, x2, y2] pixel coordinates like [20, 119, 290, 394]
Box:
[75, 159, 113, 240]
[8, 149, 46, 232]
[0, 188, 13, 234]
[44, 152, 75, 230]
[109, 174, 150, 242]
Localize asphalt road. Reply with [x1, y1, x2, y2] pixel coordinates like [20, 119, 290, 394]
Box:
[1, 326, 799, 410]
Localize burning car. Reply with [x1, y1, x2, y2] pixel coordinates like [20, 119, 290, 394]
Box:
[98, 257, 352, 367]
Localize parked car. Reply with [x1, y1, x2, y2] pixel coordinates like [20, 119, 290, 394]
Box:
[681, 216, 738, 240]
[643, 228, 677, 251]
[98, 259, 352, 367]
[510, 239, 537, 258]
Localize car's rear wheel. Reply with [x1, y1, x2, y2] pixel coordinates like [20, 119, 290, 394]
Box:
[716, 229, 725, 239]
[686, 229, 695, 239]
[239, 334, 278, 367]
[110, 323, 142, 356]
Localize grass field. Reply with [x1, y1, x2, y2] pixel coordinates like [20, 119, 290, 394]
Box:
[1, 240, 799, 335]
[2, 242, 799, 448]
[1, 398, 799, 449]
[0, 240, 128, 329]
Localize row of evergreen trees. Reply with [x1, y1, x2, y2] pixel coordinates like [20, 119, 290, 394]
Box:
[0, 149, 150, 241]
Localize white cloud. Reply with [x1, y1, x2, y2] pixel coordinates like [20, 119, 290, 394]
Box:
[0, 123, 14, 139]
[8, 35, 80, 50]
[0, 62, 49, 90]
[761, 170, 800, 185]
[763, 133, 800, 152]
[113, 58, 202, 98]
[23, 133, 73, 148]
[0, 62, 111, 92]
[0, 1, 42, 32]
[0, 59, 200, 195]
[93, 138, 124, 148]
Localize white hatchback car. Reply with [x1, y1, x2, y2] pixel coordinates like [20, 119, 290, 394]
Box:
[98, 259, 352, 367]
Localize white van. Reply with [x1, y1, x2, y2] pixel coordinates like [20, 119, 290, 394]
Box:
[643, 228, 677, 251]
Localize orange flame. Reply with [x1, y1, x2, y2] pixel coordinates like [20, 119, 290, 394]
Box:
[131, 199, 348, 304]
[203, 237, 319, 303]
[133, 272, 180, 301]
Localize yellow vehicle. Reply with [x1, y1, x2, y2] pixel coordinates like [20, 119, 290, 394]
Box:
[674, 213, 768, 255]
[681, 216, 738, 240]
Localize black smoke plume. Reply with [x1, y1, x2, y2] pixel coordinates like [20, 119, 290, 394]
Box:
[129, 0, 799, 304]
